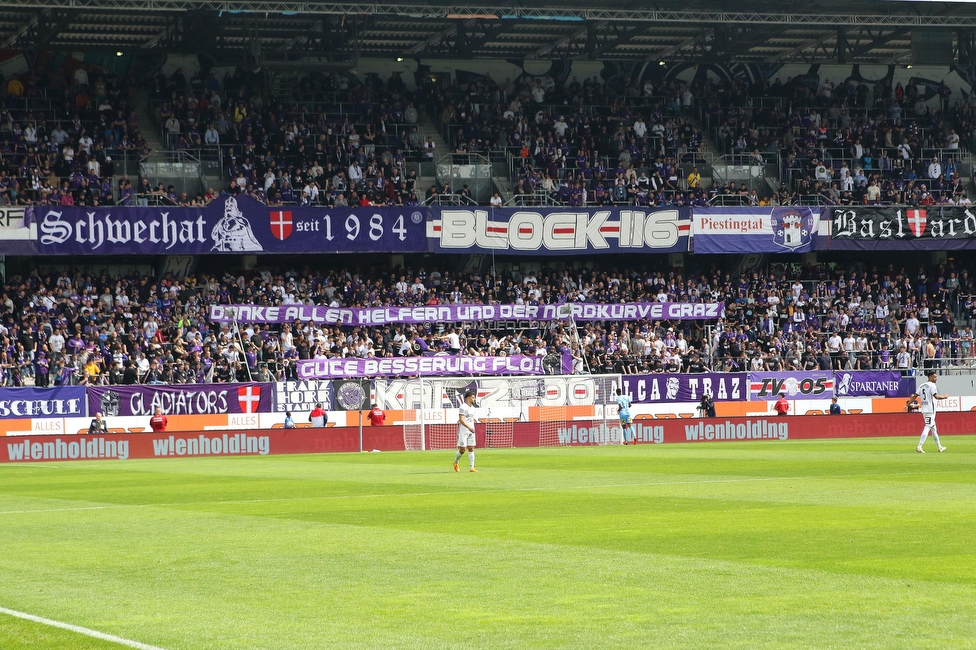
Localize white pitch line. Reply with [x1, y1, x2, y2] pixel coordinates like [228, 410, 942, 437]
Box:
[0, 470, 939, 516]
[0, 505, 121, 515]
[0, 476, 795, 515]
[0, 606, 165, 650]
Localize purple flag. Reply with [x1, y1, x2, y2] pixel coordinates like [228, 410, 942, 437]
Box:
[88, 383, 273, 416]
[209, 302, 724, 325]
[31, 195, 428, 255]
[296, 354, 570, 380]
[748, 371, 834, 400]
[833, 371, 908, 398]
[427, 206, 691, 255]
[28, 202, 691, 256]
[0, 386, 87, 419]
[694, 207, 823, 254]
[622, 373, 747, 403]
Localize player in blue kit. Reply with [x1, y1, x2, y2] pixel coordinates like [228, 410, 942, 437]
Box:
[616, 388, 636, 445]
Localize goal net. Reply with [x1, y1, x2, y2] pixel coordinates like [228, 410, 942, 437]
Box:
[538, 405, 569, 447]
[402, 422, 423, 451]
[393, 374, 621, 450]
[404, 420, 514, 450]
[398, 377, 473, 451]
[426, 424, 461, 450]
[509, 374, 622, 447]
[480, 419, 514, 449]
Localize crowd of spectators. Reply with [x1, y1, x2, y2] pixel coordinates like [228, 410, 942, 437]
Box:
[0, 63, 151, 207]
[0, 257, 973, 387]
[147, 65, 725, 209]
[4, 61, 976, 210]
[189, 66, 976, 210]
[700, 73, 976, 206]
[149, 67, 437, 207]
[437, 73, 717, 207]
[5, 60, 974, 211]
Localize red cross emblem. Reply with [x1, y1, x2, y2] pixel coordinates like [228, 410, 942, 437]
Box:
[906, 209, 926, 237]
[237, 386, 261, 413]
[270, 211, 293, 240]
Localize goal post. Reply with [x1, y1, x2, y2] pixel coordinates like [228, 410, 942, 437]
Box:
[538, 405, 569, 447]
[535, 374, 622, 446]
[392, 373, 622, 450]
[403, 421, 423, 451]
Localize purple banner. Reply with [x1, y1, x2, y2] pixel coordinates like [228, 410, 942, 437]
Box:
[693, 207, 823, 254]
[428, 207, 691, 255]
[29, 195, 429, 255]
[0, 386, 87, 419]
[0, 206, 38, 255]
[748, 371, 834, 400]
[622, 373, 747, 403]
[822, 206, 976, 251]
[210, 302, 724, 325]
[833, 371, 908, 398]
[87, 383, 273, 417]
[296, 354, 570, 380]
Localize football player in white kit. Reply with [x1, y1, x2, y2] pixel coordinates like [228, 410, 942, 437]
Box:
[917, 371, 948, 453]
[454, 391, 478, 472]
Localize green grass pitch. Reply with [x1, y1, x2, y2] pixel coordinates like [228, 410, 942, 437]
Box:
[1, 436, 975, 649]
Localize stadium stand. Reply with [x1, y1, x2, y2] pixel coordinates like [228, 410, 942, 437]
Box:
[1, 259, 972, 387]
[698, 73, 976, 206]
[1, 60, 973, 209]
[1, 44, 975, 387]
[0, 64, 151, 207]
[133, 68, 976, 208]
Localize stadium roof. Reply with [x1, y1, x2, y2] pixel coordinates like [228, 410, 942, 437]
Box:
[2, 0, 976, 65]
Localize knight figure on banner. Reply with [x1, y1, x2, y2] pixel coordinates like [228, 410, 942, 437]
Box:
[211, 197, 263, 252]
